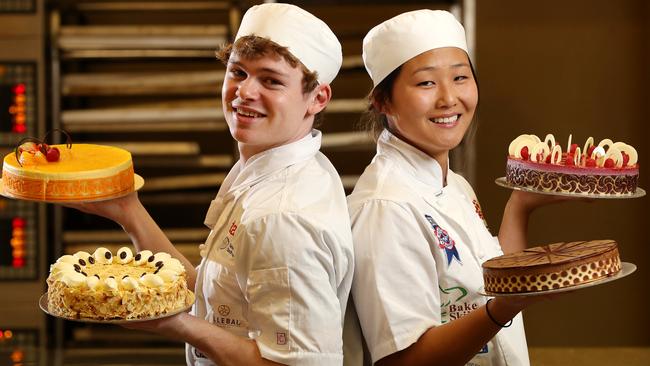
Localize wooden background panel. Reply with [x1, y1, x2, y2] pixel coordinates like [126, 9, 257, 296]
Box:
[476, 0, 649, 346]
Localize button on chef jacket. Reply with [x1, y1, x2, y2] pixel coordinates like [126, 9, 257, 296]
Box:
[187, 130, 355, 366]
[348, 130, 530, 366]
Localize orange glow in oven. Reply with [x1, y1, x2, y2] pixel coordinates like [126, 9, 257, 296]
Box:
[12, 84, 25, 94]
[10, 83, 27, 134]
[10, 217, 25, 268]
[0, 329, 13, 340]
[10, 349, 23, 362]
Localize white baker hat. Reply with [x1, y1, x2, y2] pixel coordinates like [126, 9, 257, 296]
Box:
[235, 3, 342, 85]
[363, 10, 468, 87]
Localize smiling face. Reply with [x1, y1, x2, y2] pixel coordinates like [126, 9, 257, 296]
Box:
[381, 47, 478, 166]
[222, 52, 330, 161]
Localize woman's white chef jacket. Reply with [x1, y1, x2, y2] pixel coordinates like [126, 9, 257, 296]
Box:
[348, 130, 530, 366]
[186, 130, 355, 366]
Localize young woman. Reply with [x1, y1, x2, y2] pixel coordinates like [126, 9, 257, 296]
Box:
[349, 10, 562, 366]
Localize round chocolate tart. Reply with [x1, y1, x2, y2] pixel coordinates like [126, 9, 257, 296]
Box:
[482, 240, 621, 294]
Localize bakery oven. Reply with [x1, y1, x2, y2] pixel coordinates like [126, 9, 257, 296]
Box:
[0, 199, 40, 280]
[0, 1, 472, 364]
[0, 60, 44, 280]
[0, 2, 49, 364]
[0, 328, 41, 366]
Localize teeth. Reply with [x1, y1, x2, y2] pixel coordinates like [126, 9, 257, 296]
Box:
[431, 115, 459, 124]
[236, 108, 263, 118]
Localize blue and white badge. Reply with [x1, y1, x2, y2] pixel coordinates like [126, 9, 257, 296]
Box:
[425, 214, 461, 266]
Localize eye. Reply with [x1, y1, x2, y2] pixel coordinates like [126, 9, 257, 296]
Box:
[454, 75, 469, 82]
[228, 68, 246, 79]
[417, 80, 435, 87]
[263, 78, 284, 87]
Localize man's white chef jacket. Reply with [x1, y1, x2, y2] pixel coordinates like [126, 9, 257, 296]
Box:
[187, 130, 354, 365]
[348, 130, 530, 366]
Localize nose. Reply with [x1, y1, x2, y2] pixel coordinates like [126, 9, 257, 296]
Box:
[236, 77, 259, 100]
[435, 83, 457, 109]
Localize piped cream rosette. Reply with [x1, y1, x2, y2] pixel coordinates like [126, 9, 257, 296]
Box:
[47, 247, 192, 320]
[508, 133, 638, 168]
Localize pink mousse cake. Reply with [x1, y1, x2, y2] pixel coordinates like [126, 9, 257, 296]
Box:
[505, 134, 639, 195]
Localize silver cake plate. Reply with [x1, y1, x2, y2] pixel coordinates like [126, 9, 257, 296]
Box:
[478, 262, 636, 298]
[0, 174, 144, 203]
[39, 291, 195, 324]
[495, 177, 646, 200]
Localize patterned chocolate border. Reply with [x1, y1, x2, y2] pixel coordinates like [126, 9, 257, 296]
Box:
[506, 162, 638, 195]
[484, 256, 621, 293]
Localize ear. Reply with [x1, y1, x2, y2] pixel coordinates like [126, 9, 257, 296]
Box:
[371, 95, 392, 116]
[306, 84, 332, 116]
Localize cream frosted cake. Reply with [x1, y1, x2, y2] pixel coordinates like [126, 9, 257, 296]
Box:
[47, 247, 193, 320]
[505, 134, 639, 195]
[482, 240, 621, 294]
[2, 132, 136, 201]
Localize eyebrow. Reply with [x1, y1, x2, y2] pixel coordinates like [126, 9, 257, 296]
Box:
[229, 60, 290, 78]
[412, 63, 471, 74]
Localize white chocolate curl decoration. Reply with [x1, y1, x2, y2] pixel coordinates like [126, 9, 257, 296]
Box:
[531, 142, 550, 163]
[550, 145, 562, 165]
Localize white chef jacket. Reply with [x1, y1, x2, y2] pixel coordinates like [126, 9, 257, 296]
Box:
[186, 130, 355, 366]
[348, 130, 529, 366]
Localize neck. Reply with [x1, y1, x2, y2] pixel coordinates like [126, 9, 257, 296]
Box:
[237, 129, 312, 164]
[389, 129, 450, 186]
[237, 144, 263, 164]
[433, 153, 449, 186]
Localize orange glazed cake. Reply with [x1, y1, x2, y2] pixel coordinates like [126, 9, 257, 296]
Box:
[47, 247, 193, 320]
[482, 240, 621, 294]
[2, 143, 135, 201]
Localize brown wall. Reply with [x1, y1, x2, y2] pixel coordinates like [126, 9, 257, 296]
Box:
[476, 0, 649, 346]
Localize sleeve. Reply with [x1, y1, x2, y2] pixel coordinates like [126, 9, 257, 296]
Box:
[238, 212, 345, 366]
[350, 199, 441, 364]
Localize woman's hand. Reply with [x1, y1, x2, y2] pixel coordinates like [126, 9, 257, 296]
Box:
[499, 190, 593, 254]
[508, 189, 593, 214]
[508, 190, 568, 214]
[487, 289, 570, 324]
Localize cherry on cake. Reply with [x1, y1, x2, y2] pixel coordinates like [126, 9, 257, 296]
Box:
[482, 240, 621, 294]
[47, 247, 193, 320]
[505, 134, 639, 195]
[2, 131, 137, 201]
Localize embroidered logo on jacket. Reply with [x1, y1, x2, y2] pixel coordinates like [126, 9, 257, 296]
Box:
[425, 214, 461, 266]
[219, 236, 235, 258]
[472, 199, 489, 228]
[213, 304, 242, 327]
[229, 221, 238, 236]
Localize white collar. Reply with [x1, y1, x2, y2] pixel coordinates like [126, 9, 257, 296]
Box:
[219, 130, 321, 195]
[377, 129, 448, 192]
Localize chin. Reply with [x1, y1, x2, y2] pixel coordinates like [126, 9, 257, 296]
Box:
[229, 128, 255, 144]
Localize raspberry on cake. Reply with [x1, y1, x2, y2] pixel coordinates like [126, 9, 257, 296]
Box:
[2, 131, 139, 202]
[505, 133, 639, 195]
[482, 240, 621, 294]
[46, 247, 193, 320]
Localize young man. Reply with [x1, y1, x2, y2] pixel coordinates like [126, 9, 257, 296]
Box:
[72, 3, 354, 365]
